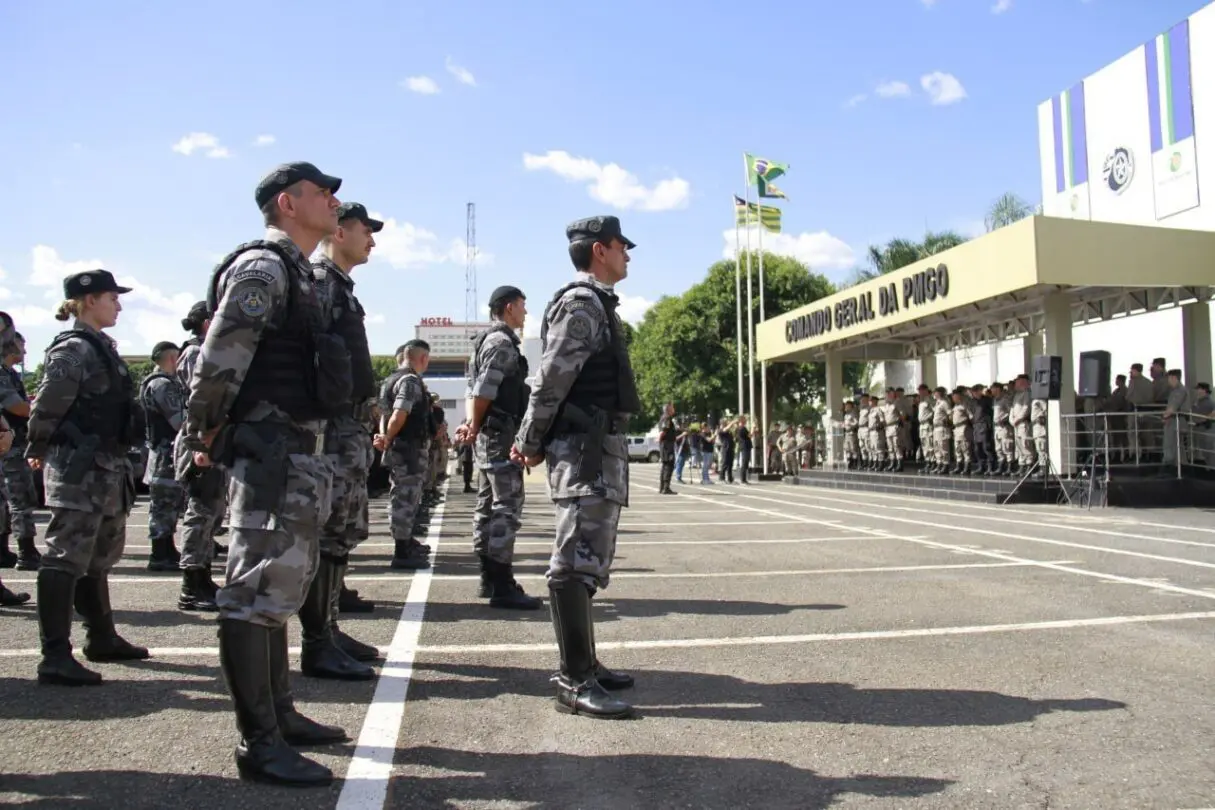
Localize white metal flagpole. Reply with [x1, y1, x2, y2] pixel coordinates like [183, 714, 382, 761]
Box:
[734, 208, 744, 419]
[758, 217, 768, 474]
[743, 154, 756, 429]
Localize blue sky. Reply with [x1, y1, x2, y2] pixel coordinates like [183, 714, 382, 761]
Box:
[0, 0, 1210, 358]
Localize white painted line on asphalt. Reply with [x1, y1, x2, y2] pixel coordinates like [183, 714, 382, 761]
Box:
[5, 606, 1208, 660]
[336, 476, 450, 810]
[513, 535, 908, 547]
[765, 484, 1215, 551]
[414, 609, 1215, 655]
[670, 488, 1215, 601]
[621, 520, 806, 526]
[673, 481, 1215, 571]
[0, 573, 421, 585]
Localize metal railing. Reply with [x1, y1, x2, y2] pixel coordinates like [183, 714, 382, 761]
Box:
[1058, 407, 1213, 479]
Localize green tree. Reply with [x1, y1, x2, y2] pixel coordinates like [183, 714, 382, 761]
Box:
[628, 251, 863, 430]
[984, 192, 1035, 232]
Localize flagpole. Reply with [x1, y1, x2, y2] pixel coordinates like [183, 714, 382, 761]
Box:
[758, 221, 768, 475]
[734, 211, 744, 419]
[743, 153, 756, 431]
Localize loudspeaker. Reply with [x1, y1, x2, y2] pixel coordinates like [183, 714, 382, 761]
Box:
[1077, 350, 1111, 399]
[1031, 355, 1063, 400]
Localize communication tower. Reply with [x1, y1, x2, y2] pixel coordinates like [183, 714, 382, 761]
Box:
[464, 202, 478, 323]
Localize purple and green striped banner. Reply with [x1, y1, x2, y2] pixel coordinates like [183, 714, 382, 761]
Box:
[1051, 82, 1089, 194]
[1145, 19, 1196, 153]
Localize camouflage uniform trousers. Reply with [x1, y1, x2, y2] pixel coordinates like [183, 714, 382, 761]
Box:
[179, 465, 228, 570]
[918, 425, 934, 464]
[1014, 422, 1036, 466]
[933, 428, 952, 467]
[473, 460, 525, 565]
[427, 441, 444, 491]
[993, 423, 1014, 464]
[549, 495, 621, 592]
[3, 441, 38, 542]
[842, 433, 858, 462]
[952, 426, 973, 466]
[146, 443, 185, 542]
[40, 446, 134, 579]
[869, 430, 888, 463]
[884, 425, 902, 461]
[1032, 423, 1048, 464]
[386, 438, 429, 542]
[320, 416, 372, 559]
[783, 450, 799, 472]
[217, 422, 333, 628]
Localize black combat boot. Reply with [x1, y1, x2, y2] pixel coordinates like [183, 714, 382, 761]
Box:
[588, 594, 633, 691]
[178, 568, 219, 612]
[146, 537, 177, 572]
[217, 619, 334, 786]
[0, 533, 16, 568]
[298, 557, 374, 681]
[75, 574, 150, 662]
[389, 538, 430, 570]
[36, 569, 101, 686]
[0, 572, 29, 606]
[329, 558, 380, 663]
[268, 624, 349, 746]
[487, 559, 542, 610]
[477, 554, 492, 598]
[548, 582, 633, 719]
[338, 580, 375, 614]
[15, 535, 40, 571]
[213, 540, 228, 558]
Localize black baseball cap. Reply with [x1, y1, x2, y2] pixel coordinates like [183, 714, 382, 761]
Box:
[255, 161, 342, 209]
[336, 202, 384, 232]
[488, 285, 525, 308]
[64, 269, 132, 299]
[151, 341, 179, 360]
[565, 215, 636, 250]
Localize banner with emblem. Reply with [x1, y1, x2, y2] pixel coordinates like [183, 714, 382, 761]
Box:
[1037, 82, 1092, 220]
[1081, 46, 1157, 225]
[1146, 18, 1200, 220]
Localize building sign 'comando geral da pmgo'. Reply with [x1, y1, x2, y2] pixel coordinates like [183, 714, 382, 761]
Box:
[784, 263, 951, 345]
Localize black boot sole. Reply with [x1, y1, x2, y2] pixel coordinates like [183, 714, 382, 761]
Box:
[554, 700, 634, 719]
[235, 759, 334, 787]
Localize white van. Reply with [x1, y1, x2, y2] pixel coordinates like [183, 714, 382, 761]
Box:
[627, 435, 661, 463]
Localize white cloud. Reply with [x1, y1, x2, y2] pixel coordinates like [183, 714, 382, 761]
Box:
[844, 94, 867, 108]
[721, 226, 856, 274]
[253, 134, 276, 146]
[366, 313, 387, 325]
[875, 80, 911, 98]
[0, 263, 6, 280]
[991, 0, 1012, 12]
[402, 76, 440, 95]
[920, 71, 967, 105]
[445, 57, 476, 86]
[171, 132, 231, 158]
[29, 245, 105, 290]
[616, 292, 655, 324]
[0, 289, 9, 301]
[369, 212, 493, 270]
[522, 150, 690, 212]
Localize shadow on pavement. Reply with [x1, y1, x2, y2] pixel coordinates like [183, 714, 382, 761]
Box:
[384, 747, 954, 809]
[421, 597, 845, 625]
[409, 663, 1128, 727]
[0, 770, 339, 809]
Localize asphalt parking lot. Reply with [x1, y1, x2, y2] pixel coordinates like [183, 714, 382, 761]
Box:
[1, 462, 1213, 809]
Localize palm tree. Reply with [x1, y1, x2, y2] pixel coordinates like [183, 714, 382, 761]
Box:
[984, 192, 1035, 232]
[858, 230, 967, 284]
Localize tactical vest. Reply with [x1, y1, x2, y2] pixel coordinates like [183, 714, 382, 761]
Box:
[470, 324, 530, 421]
[139, 371, 180, 445]
[46, 329, 135, 448]
[539, 281, 641, 415]
[207, 240, 323, 423]
[378, 368, 431, 443]
[316, 262, 376, 401]
[4, 367, 29, 439]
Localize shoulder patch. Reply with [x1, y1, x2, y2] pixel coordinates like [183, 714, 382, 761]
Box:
[236, 286, 269, 318]
[230, 266, 277, 285]
[47, 348, 83, 368]
[566, 312, 593, 341]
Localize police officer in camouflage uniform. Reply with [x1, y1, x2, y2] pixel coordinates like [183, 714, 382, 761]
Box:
[460, 285, 542, 610]
[513, 214, 639, 720]
[916, 384, 934, 471]
[657, 403, 679, 493]
[309, 201, 383, 669]
[174, 301, 225, 611]
[931, 387, 952, 474]
[990, 381, 1013, 475]
[0, 315, 30, 605]
[183, 162, 349, 787]
[376, 340, 434, 571]
[141, 340, 187, 571]
[1, 331, 40, 570]
[27, 270, 150, 687]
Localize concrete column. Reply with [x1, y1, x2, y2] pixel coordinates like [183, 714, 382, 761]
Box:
[1181, 302, 1213, 387]
[919, 352, 937, 391]
[947, 349, 959, 389]
[988, 343, 1000, 384]
[824, 350, 844, 469]
[1021, 333, 1037, 375]
[1042, 292, 1076, 475]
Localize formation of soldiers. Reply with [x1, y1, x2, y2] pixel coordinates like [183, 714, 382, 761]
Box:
[841, 376, 1049, 476]
[0, 162, 645, 786]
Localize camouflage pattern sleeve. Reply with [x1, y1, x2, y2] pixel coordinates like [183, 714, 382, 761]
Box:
[185, 254, 289, 435]
[0, 369, 23, 412]
[515, 292, 602, 457]
[393, 374, 423, 413]
[147, 376, 185, 432]
[469, 332, 517, 401]
[175, 344, 200, 392]
[25, 340, 88, 457]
